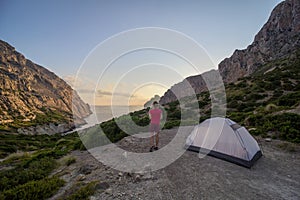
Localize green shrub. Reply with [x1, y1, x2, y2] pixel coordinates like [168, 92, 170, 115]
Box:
[231, 94, 243, 101]
[246, 93, 265, 101]
[227, 112, 248, 124]
[236, 103, 247, 112]
[99, 119, 129, 143]
[185, 100, 208, 109]
[249, 129, 262, 136]
[163, 120, 181, 129]
[185, 101, 199, 109]
[0, 177, 65, 200]
[65, 156, 76, 166]
[247, 113, 300, 143]
[227, 100, 238, 109]
[79, 126, 107, 149]
[263, 82, 277, 90]
[72, 139, 86, 151]
[0, 157, 57, 191]
[166, 109, 181, 120]
[62, 181, 97, 200]
[276, 92, 300, 107]
[0, 133, 82, 192]
[265, 103, 278, 112]
[0, 133, 81, 159]
[199, 116, 209, 123]
[236, 81, 247, 88]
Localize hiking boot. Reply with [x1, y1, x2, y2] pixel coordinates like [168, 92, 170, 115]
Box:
[149, 146, 155, 152]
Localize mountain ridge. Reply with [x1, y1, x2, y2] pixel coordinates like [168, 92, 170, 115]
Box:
[0, 40, 91, 134]
[160, 0, 300, 105]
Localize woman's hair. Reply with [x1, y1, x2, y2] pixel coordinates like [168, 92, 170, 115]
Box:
[152, 101, 159, 108]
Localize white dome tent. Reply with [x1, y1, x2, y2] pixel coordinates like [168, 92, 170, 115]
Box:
[186, 117, 262, 168]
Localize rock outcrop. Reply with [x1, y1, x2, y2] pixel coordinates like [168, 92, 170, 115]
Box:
[16, 123, 75, 135]
[144, 95, 160, 108]
[0, 40, 91, 133]
[219, 0, 300, 82]
[160, 0, 300, 104]
[160, 70, 219, 105]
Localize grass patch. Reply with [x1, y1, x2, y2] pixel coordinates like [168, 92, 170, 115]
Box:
[0, 132, 85, 199]
[64, 156, 76, 166]
[60, 181, 98, 200]
[0, 132, 84, 159]
[0, 176, 65, 200]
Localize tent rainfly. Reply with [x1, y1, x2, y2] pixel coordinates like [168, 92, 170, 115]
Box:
[185, 117, 262, 168]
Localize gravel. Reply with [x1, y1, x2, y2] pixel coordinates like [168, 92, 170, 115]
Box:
[51, 127, 300, 200]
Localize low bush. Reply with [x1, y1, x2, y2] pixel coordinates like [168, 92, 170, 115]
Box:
[65, 156, 76, 166]
[0, 176, 65, 200]
[247, 113, 300, 143]
[276, 92, 300, 107]
[0, 132, 82, 195]
[0, 157, 57, 191]
[162, 120, 181, 129]
[63, 181, 97, 200]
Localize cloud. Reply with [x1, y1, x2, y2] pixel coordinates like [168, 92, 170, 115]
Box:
[63, 75, 96, 90]
[97, 90, 136, 98]
[63, 75, 76, 88]
[76, 89, 95, 94]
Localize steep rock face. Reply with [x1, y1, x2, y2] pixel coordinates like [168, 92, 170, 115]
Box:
[219, 0, 300, 82]
[160, 70, 216, 105]
[0, 40, 91, 132]
[160, 0, 300, 104]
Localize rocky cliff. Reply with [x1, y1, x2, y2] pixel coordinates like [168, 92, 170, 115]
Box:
[144, 95, 160, 108]
[159, 70, 219, 105]
[0, 40, 91, 133]
[219, 0, 300, 82]
[160, 0, 300, 105]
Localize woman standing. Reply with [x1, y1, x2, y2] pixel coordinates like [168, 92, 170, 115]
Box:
[148, 101, 162, 152]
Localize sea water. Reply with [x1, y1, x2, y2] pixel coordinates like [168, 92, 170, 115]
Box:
[73, 105, 144, 132]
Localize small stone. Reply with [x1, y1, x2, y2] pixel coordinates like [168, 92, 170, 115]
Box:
[123, 151, 128, 158]
[89, 196, 96, 200]
[143, 173, 153, 180]
[96, 182, 110, 190]
[105, 188, 113, 195]
[118, 172, 123, 176]
[108, 171, 114, 176]
[126, 172, 132, 177]
[135, 174, 141, 182]
[76, 174, 86, 181]
[265, 138, 272, 142]
[78, 165, 93, 175]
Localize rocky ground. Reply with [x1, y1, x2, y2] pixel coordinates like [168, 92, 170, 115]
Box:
[50, 127, 300, 200]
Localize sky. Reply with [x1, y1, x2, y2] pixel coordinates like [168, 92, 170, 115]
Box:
[0, 0, 283, 105]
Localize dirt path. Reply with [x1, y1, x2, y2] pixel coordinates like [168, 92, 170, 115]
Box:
[52, 127, 300, 200]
